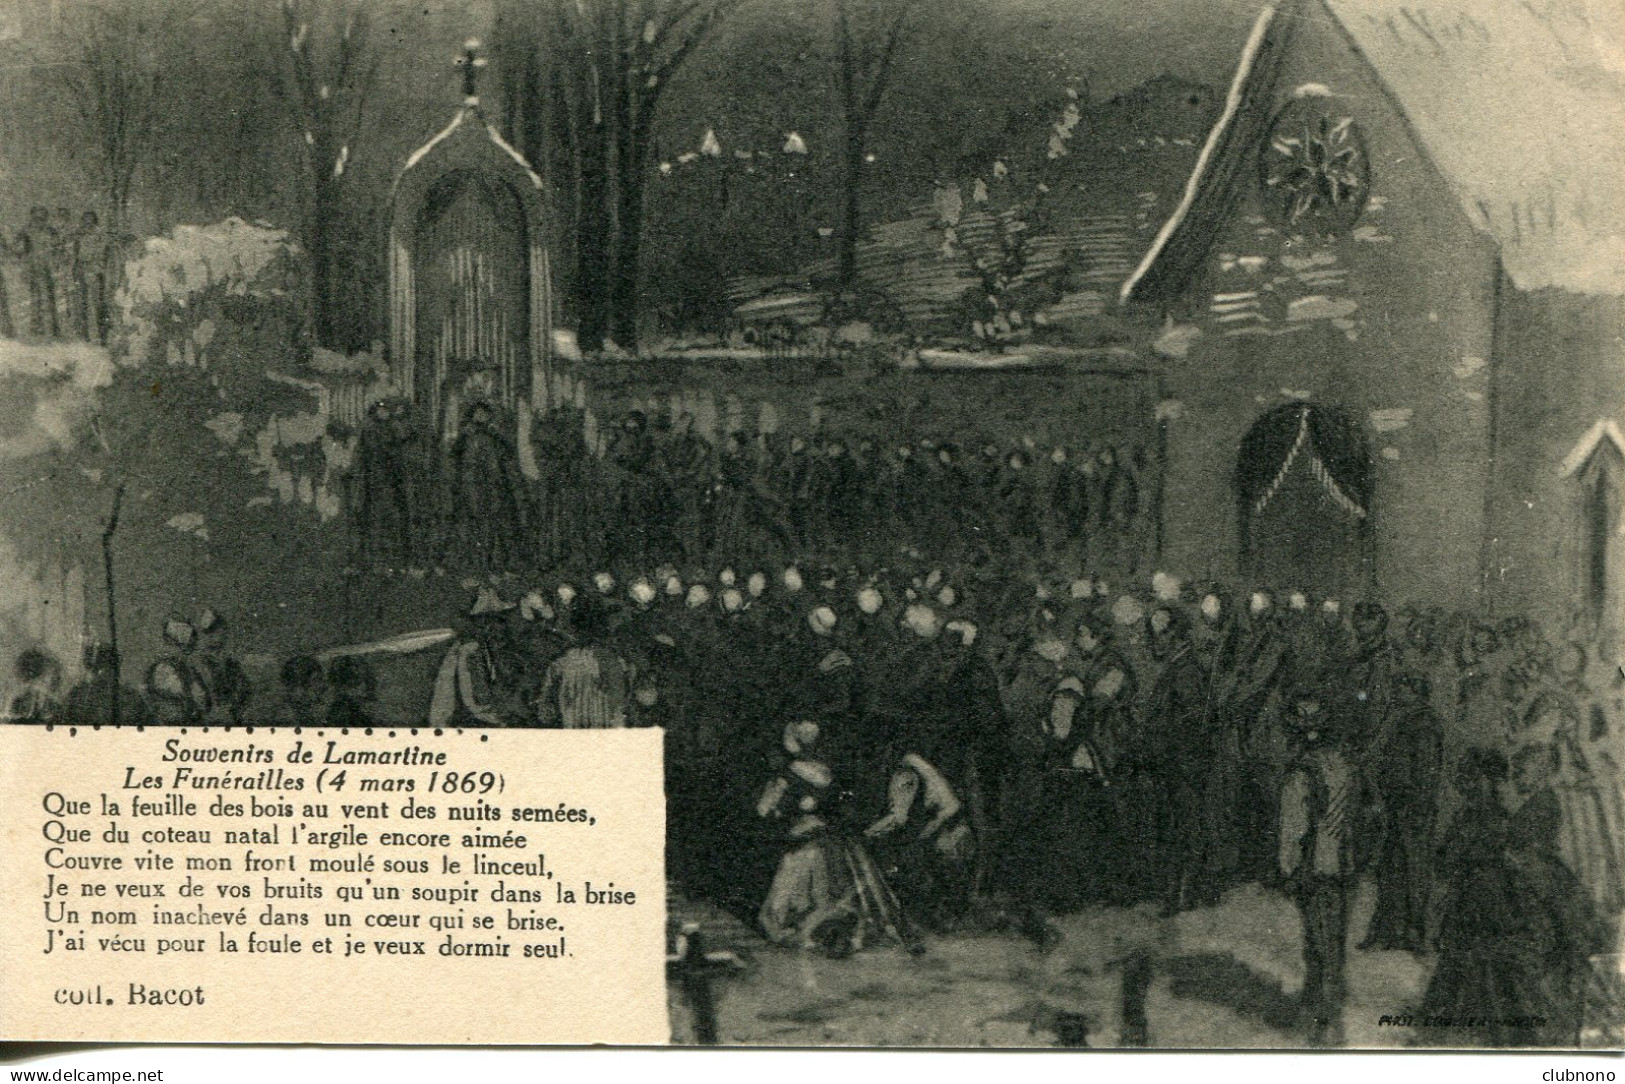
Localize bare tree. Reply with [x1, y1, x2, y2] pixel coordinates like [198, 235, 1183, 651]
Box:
[499, 0, 743, 355]
[831, 0, 920, 300]
[518, 0, 615, 353]
[608, 0, 745, 352]
[46, 0, 191, 235]
[266, 0, 380, 350]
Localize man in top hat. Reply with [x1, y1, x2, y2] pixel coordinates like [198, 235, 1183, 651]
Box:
[356, 398, 416, 568]
[16, 206, 60, 338]
[613, 411, 678, 564]
[1277, 684, 1357, 1046]
[449, 399, 527, 572]
[1138, 604, 1215, 912]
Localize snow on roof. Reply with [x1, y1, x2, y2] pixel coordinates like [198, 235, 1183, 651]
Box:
[1122, 0, 1625, 301]
[1561, 418, 1625, 476]
[1323, 0, 1625, 293]
[401, 107, 466, 175]
[1120, 3, 1281, 304]
[482, 120, 545, 191]
[397, 103, 544, 192]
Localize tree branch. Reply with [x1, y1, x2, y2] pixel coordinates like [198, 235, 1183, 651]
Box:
[861, 1, 920, 120]
[834, 0, 858, 121]
[649, 0, 742, 92]
[645, 0, 703, 55]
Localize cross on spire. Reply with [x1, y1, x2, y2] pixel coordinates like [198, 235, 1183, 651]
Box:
[456, 38, 487, 102]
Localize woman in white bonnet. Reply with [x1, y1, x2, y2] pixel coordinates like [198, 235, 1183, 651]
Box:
[757, 718, 911, 955]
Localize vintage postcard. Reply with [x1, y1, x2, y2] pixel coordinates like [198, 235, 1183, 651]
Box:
[0, 0, 1621, 1054]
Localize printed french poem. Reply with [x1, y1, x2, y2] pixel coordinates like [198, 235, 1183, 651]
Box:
[0, 727, 667, 1045]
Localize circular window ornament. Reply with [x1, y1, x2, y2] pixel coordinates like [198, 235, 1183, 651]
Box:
[1258, 96, 1371, 235]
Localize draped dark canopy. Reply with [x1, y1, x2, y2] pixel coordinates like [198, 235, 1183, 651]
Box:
[1236, 402, 1373, 597]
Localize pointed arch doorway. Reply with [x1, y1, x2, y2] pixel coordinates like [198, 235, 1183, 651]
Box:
[389, 94, 554, 447]
[1562, 420, 1625, 637]
[1236, 402, 1374, 598]
[410, 169, 530, 442]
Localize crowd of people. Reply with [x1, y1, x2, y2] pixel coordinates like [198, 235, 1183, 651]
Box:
[16, 555, 1619, 1040]
[354, 401, 1156, 575]
[9, 427, 1623, 1044]
[0, 204, 119, 344]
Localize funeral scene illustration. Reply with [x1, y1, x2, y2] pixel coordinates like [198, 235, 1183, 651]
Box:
[0, 0, 1621, 1051]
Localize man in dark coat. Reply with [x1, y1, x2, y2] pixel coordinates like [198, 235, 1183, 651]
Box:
[996, 451, 1041, 564]
[196, 609, 252, 725]
[17, 206, 60, 338]
[1139, 605, 1214, 913]
[357, 399, 414, 567]
[1358, 672, 1443, 952]
[610, 413, 654, 564]
[72, 210, 112, 343]
[1421, 748, 1600, 1048]
[1344, 601, 1398, 749]
[833, 439, 871, 559]
[448, 400, 527, 571]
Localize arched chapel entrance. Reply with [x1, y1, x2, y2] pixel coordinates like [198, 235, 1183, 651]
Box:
[410, 169, 530, 441]
[1236, 402, 1373, 599]
[389, 77, 553, 446]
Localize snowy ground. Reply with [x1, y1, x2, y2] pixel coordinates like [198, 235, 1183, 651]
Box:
[668, 879, 1434, 1048]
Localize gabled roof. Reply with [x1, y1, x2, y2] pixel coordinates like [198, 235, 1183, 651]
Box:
[1119, 3, 1290, 305]
[394, 97, 544, 196]
[1561, 418, 1625, 477]
[1122, 0, 1625, 302]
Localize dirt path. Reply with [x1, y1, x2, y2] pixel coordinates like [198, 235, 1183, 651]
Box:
[668, 880, 1431, 1048]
